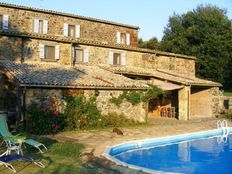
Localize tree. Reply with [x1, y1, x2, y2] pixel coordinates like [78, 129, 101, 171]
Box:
[139, 37, 160, 50]
[161, 5, 232, 89]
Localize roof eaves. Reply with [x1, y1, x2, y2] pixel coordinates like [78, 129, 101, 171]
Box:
[0, 2, 139, 30]
[19, 84, 148, 90]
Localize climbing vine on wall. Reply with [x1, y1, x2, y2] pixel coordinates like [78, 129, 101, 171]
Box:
[110, 85, 164, 106]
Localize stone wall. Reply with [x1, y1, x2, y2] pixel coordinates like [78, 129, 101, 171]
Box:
[0, 36, 196, 77]
[212, 95, 232, 116]
[190, 87, 213, 118]
[96, 90, 146, 122]
[0, 6, 138, 47]
[0, 36, 22, 61]
[25, 88, 146, 122]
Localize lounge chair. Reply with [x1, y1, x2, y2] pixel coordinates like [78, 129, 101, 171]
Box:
[0, 115, 47, 154]
[0, 153, 44, 173]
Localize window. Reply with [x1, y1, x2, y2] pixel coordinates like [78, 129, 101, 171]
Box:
[109, 51, 126, 65]
[39, 43, 59, 60]
[64, 23, 80, 38]
[68, 25, 76, 37]
[0, 14, 8, 30]
[74, 48, 83, 63]
[73, 47, 89, 64]
[34, 19, 48, 34]
[113, 53, 121, 65]
[45, 46, 55, 60]
[116, 32, 130, 45]
[38, 20, 43, 34]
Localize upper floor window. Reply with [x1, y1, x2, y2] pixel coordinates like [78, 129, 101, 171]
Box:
[34, 19, 48, 34]
[116, 32, 130, 45]
[64, 23, 80, 38]
[73, 47, 89, 65]
[39, 43, 59, 60]
[108, 51, 126, 65]
[0, 14, 9, 30]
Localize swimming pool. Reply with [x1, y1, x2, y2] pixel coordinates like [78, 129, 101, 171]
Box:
[104, 128, 232, 174]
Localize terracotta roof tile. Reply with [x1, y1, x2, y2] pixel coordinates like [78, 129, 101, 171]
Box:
[99, 65, 222, 87]
[0, 60, 148, 89]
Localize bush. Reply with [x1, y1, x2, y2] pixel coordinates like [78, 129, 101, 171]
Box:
[64, 95, 101, 130]
[26, 103, 66, 135]
[99, 112, 137, 128]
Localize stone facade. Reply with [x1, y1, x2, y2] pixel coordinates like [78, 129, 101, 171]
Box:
[212, 95, 232, 116]
[0, 36, 196, 77]
[0, 3, 221, 122]
[0, 4, 138, 47]
[25, 88, 146, 122]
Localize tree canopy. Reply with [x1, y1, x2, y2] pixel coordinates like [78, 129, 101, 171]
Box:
[138, 37, 160, 50]
[160, 5, 232, 89]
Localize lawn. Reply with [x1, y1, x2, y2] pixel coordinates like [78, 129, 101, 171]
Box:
[0, 137, 100, 174]
[224, 90, 232, 96]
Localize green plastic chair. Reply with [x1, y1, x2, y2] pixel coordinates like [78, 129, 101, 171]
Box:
[0, 115, 47, 153]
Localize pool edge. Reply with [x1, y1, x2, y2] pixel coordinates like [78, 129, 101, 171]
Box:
[103, 128, 232, 174]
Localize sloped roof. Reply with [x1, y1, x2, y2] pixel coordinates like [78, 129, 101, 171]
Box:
[99, 65, 222, 87]
[0, 60, 148, 89]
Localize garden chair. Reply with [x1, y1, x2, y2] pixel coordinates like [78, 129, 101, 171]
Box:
[0, 115, 47, 154]
[0, 153, 44, 173]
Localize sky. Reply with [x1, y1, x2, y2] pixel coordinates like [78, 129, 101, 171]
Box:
[1, 0, 232, 40]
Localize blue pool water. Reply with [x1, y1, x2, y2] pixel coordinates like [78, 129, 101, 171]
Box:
[106, 130, 232, 174]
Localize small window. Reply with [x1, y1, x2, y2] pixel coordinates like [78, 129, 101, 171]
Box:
[68, 25, 76, 37]
[113, 53, 121, 65]
[38, 20, 43, 34]
[74, 48, 84, 63]
[120, 33, 126, 45]
[0, 15, 2, 29]
[45, 46, 55, 60]
[116, 32, 130, 45]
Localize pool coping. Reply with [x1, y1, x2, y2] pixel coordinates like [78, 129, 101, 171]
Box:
[103, 127, 232, 174]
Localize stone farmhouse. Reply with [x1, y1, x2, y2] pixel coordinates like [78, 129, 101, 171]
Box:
[0, 2, 222, 122]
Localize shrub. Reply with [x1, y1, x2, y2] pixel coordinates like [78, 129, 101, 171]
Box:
[26, 102, 66, 135]
[100, 112, 137, 128]
[64, 94, 101, 130]
[110, 85, 164, 106]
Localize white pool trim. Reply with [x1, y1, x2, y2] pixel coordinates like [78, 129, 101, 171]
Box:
[103, 128, 232, 174]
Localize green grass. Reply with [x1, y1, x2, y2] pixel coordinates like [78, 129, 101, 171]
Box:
[0, 137, 100, 174]
[224, 92, 232, 96]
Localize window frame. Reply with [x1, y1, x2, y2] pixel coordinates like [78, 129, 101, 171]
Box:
[38, 19, 44, 34]
[113, 53, 121, 65]
[68, 24, 76, 37]
[44, 45, 55, 60]
[74, 47, 84, 64]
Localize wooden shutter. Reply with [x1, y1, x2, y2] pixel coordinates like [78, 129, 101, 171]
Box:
[108, 52, 114, 65]
[34, 19, 39, 33]
[2, 15, 8, 30]
[43, 20, 48, 34]
[63, 23, 68, 36]
[121, 53, 126, 65]
[75, 25, 80, 38]
[55, 45, 60, 60]
[39, 43, 45, 59]
[126, 33, 130, 45]
[116, 32, 121, 44]
[83, 49, 89, 63]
